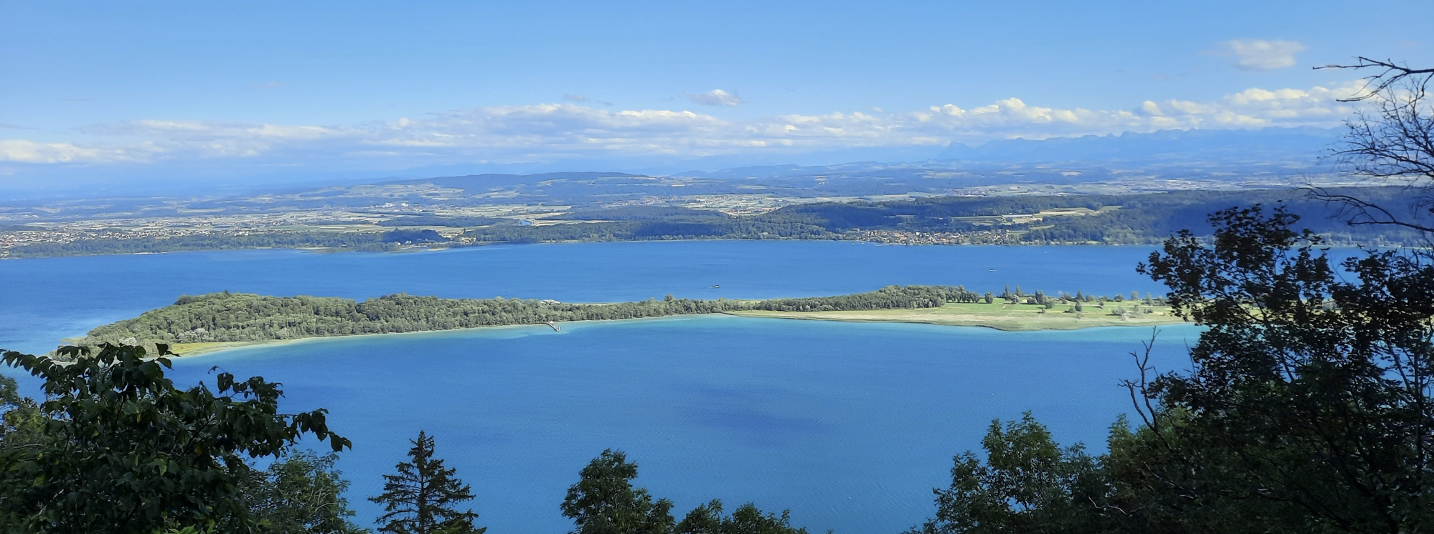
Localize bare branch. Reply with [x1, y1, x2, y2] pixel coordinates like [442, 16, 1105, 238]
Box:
[1316, 57, 1434, 102]
[1305, 187, 1434, 235]
[1313, 59, 1434, 237]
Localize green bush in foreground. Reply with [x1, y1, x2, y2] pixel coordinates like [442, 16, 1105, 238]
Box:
[910, 205, 1434, 533]
[0, 344, 350, 534]
[244, 450, 368, 534]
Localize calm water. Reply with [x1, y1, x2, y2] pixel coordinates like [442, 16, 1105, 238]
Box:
[0, 241, 1172, 355]
[0, 241, 1199, 533]
[168, 318, 1197, 534]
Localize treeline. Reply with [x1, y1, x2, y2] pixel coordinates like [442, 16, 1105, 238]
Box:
[78, 285, 985, 347]
[459, 216, 837, 244]
[753, 285, 982, 312]
[4, 231, 395, 258]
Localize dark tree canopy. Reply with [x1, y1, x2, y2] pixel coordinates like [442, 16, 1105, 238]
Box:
[908, 206, 1434, 533]
[676, 500, 811, 534]
[242, 450, 368, 534]
[560, 449, 676, 534]
[0, 372, 42, 448]
[1129, 204, 1434, 531]
[0, 343, 350, 534]
[908, 413, 1108, 534]
[369, 431, 484, 534]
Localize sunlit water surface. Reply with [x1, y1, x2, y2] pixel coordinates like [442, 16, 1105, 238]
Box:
[0, 241, 1201, 532]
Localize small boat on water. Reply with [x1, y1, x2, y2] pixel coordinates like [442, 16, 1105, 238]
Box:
[712, 284, 720, 288]
[546, 321, 560, 332]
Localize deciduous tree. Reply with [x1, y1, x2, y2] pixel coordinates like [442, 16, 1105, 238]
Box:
[1129, 204, 1434, 531]
[244, 450, 368, 534]
[908, 413, 1108, 534]
[676, 500, 810, 534]
[0, 343, 350, 534]
[561, 449, 675, 534]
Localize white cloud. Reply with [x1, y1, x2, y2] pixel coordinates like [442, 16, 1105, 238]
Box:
[1219, 39, 1308, 71]
[0, 139, 143, 164]
[562, 94, 589, 102]
[685, 89, 744, 107]
[4, 81, 1368, 165]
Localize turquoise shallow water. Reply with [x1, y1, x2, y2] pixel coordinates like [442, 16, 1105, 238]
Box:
[0, 241, 1201, 532]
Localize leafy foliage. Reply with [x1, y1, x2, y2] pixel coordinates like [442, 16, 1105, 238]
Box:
[243, 450, 368, 534]
[908, 413, 1108, 534]
[910, 204, 1434, 533]
[1130, 204, 1434, 531]
[0, 343, 350, 534]
[675, 500, 811, 534]
[369, 431, 484, 534]
[560, 450, 676, 534]
[561, 450, 816, 534]
[0, 372, 42, 448]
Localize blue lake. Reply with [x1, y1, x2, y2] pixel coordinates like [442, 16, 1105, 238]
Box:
[0, 241, 1174, 355]
[0, 241, 1200, 533]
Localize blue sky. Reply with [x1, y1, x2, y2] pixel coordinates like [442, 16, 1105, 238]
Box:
[1, 0, 1431, 188]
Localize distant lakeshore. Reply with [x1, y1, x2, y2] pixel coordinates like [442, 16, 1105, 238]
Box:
[66, 287, 1185, 358]
[4, 186, 1421, 260]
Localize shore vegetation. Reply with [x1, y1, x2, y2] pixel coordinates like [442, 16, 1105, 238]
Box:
[71, 286, 1171, 357]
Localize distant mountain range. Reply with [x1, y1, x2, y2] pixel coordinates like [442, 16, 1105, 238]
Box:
[937, 127, 1339, 164]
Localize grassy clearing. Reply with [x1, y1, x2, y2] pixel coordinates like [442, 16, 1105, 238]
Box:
[730, 301, 1186, 331]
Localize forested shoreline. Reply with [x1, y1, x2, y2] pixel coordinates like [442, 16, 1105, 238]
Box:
[75, 285, 995, 351]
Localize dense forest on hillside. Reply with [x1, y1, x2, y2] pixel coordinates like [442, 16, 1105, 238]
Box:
[76, 285, 995, 349]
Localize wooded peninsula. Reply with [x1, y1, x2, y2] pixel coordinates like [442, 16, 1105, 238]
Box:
[74, 285, 1183, 357]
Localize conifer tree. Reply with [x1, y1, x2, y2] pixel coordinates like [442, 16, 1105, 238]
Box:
[370, 431, 484, 534]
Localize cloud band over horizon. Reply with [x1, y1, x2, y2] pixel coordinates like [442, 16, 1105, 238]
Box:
[0, 81, 1367, 169]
